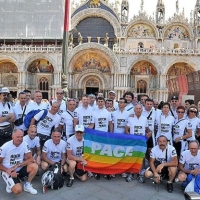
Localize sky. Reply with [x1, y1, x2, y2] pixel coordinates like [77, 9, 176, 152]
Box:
[74, 0, 197, 21]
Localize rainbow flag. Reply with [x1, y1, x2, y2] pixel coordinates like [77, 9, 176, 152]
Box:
[81, 128, 147, 174]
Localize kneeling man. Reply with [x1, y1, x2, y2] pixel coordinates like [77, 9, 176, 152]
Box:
[66, 125, 87, 187]
[41, 130, 67, 172]
[145, 135, 178, 193]
[0, 129, 38, 195]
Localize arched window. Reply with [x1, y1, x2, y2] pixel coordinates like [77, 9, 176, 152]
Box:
[38, 77, 49, 91]
[138, 42, 144, 48]
[137, 80, 147, 94]
[3, 75, 18, 87]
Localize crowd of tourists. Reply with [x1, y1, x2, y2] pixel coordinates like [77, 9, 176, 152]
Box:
[0, 87, 199, 196]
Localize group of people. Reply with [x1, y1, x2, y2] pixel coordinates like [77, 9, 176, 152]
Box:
[0, 87, 199, 196]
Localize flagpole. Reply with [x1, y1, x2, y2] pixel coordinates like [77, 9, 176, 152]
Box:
[61, 0, 70, 98]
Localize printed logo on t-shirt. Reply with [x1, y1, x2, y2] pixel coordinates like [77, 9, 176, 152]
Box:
[134, 126, 143, 135]
[50, 151, 60, 160]
[98, 118, 106, 128]
[172, 149, 177, 156]
[0, 148, 2, 155]
[117, 119, 126, 129]
[161, 123, 170, 133]
[83, 116, 91, 126]
[74, 112, 77, 118]
[189, 163, 200, 170]
[2, 111, 9, 117]
[76, 146, 83, 156]
[10, 154, 20, 165]
[40, 116, 53, 128]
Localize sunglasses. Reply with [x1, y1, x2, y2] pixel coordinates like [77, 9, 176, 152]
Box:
[177, 111, 184, 114]
[56, 92, 63, 95]
[189, 110, 197, 113]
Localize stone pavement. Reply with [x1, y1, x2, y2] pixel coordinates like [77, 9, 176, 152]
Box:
[0, 174, 187, 200]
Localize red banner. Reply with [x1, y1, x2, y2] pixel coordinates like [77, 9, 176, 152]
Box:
[64, 0, 71, 31]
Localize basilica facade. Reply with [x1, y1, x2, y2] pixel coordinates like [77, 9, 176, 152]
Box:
[0, 0, 200, 101]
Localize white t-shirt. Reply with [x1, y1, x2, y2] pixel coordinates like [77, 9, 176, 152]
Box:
[74, 105, 93, 128]
[112, 109, 130, 133]
[156, 114, 175, 142]
[42, 139, 66, 162]
[173, 118, 192, 140]
[142, 109, 156, 131]
[0, 140, 31, 171]
[13, 103, 32, 130]
[66, 135, 83, 157]
[186, 117, 200, 141]
[50, 99, 66, 115]
[150, 144, 177, 163]
[29, 102, 49, 110]
[127, 115, 148, 136]
[23, 135, 40, 149]
[35, 110, 61, 136]
[60, 110, 74, 136]
[0, 102, 13, 126]
[91, 107, 112, 132]
[179, 150, 200, 170]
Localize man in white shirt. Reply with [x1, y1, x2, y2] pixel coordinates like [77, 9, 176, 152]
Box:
[89, 97, 113, 132]
[30, 91, 49, 110]
[66, 125, 87, 187]
[123, 92, 134, 112]
[23, 125, 41, 166]
[50, 88, 66, 115]
[112, 98, 129, 133]
[177, 140, 200, 190]
[145, 135, 178, 193]
[41, 130, 67, 172]
[59, 99, 76, 141]
[23, 89, 33, 106]
[13, 92, 32, 135]
[0, 129, 38, 195]
[30, 101, 61, 148]
[108, 91, 118, 110]
[74, 94, 93, 128]
[170, 96, 179, 119]
[0, 87, 15, 146]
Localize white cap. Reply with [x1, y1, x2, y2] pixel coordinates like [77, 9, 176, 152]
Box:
[75, 125, 84, 132]
[108, 90, 115, 95]
[0, 87, 10, 93]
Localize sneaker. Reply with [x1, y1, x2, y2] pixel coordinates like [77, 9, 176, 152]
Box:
[66, 178, 74, 187]
[111, 174, 116, 178]
[122, 173, 127, 178]
[104, 175, 111, 180]
[137, 175, 145, 183]
[94, 173, 100, 180]
[88, 172, 94, 177]
[24, 184, 37, 195]
[6, 186, 12, 193]
[126, 174, 133, 182]
[167, 183, 173, 193]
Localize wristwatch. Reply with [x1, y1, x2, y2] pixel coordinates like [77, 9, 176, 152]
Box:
[180, 136, 183, 140]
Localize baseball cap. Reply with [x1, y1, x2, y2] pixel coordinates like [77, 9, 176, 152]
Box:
[75, 125, 84, 132]
[171, 95, 178, 100]
[108, 90, 115, 95]
[0, 87, 10, 94]
[88, 94, 95, 98]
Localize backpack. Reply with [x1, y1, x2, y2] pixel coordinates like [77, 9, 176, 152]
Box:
[24, 109, 48, 128]
[41, 163, 64, 192]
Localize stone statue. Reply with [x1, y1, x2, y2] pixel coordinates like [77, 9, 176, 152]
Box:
[61, 74, 69, 99]
[176, 0, 179, 14]
[69, 33, 73, 45]
[104, 33, 109, 47]
[78, 32, 83, 45]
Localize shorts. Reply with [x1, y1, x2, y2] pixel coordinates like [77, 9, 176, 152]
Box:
[173, 141, 181, 157]
[37, 133, 51, 148]
[147, 136, 154, 148]
[75, 162, 87, 177]
[148, 166, 169, 178]
[1, 166, 29, 188]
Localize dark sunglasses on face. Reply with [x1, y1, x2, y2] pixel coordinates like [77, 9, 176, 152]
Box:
[189, 110, 197, 113]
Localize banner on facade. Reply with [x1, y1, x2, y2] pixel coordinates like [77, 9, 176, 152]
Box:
[80, 128, 147, 174]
